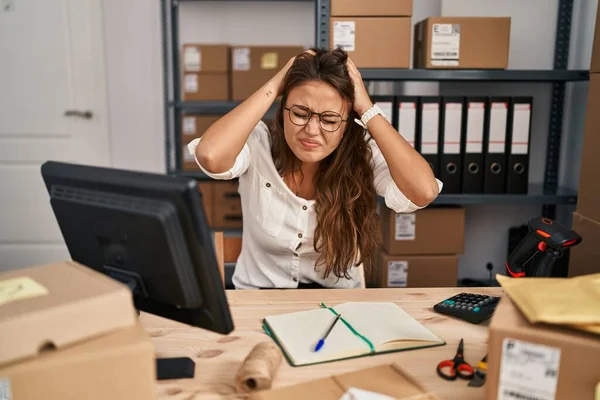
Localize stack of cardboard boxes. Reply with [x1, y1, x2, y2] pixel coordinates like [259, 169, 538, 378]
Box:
[375, 205, 465, 288]
[568, 5, 600, 278]
[0, 261, 156, 399]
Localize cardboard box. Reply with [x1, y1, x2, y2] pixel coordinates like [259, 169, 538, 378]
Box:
[250, 363, 439, 399]
[231, 46, 304, 101]
[486, 297, 600, 400]
[568, 211, 600, 277]
[380, 206, 465, 255]
[182, 44, 230, 101]
[213, 181, 243, 229]
[182, 72, 229, 101]
[0, 324, 156, 400]
[331, 0, 412, 17]
[0, 261, 138, 367]
[330, 17, 411, 68]
[182, 115, 220, 140]
[376, 251, 458, 288]
[413, 17, 511, 69]
[198, 181, 215, 227]
[576, 73, 600, 222]
[591, 4, 600, 73]
[0, 261, 155, 400]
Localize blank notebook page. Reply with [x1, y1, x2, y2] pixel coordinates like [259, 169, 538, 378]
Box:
[331, 302, 443, 348]
[265, 308, 371, 365]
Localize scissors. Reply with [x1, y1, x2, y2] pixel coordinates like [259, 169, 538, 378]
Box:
[468, 354, 488, 387]
[436, 338, 475, 381]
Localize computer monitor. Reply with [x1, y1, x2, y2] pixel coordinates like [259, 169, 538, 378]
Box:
[41, 160, 234, 379]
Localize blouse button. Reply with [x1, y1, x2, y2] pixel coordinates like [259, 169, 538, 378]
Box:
[266, 182, 271, 188]
[298, 233, 303, 238]
[293, 277, 298, 282]
[302, 205, 307, 210]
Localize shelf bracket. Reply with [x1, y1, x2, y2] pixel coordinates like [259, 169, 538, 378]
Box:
[315, 0, 330, 50]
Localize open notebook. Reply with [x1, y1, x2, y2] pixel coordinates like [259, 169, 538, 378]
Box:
[262, 302, 445, 367]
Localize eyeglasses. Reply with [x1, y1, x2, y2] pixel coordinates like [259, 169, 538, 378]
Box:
[284, 105, 347, 133]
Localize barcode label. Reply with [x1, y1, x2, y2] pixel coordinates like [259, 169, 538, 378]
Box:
[395, 214, 415, 241]
[387, 261, 408, 287]
[333, 21, 355, 52]
[497, 338, 560, 400]
[431, 23, 460, 63]
[0, 379, 11, 400]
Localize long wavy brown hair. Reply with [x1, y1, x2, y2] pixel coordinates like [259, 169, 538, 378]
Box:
[269, 47, 381, 281]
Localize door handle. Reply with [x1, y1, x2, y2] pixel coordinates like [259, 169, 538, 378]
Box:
[64, 110, 93, 119]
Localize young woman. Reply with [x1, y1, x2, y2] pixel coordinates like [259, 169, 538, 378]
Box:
[188, 48, 442, 289]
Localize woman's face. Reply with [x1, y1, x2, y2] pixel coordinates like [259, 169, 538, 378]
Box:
[283, 81, 349, 165]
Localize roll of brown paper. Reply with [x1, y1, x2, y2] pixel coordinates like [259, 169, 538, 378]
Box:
[235, 341, 283, 393]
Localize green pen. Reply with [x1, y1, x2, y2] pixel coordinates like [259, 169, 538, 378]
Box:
[314, 313, 342, 352]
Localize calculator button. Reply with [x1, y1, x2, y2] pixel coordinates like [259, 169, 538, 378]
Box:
[473, 307, 480, 312]
[468, 307, 473, 310]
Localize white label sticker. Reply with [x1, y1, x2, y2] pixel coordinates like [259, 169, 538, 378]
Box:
[431, 23, 460, 66]
[233, 48, 251, 71]
[498, 338, 561, 400]
[398, 102, 416, 147]
[511, 103, 531, 155]
[387, 261, 408, 287]
[333, 21, 356, 52]
[466, 102, 484, 153]
[489, 102, 508, 153]
[395, 214, 415, 241]
[183, 117, 196, 135]
[184, 47, 201, 72]
[0, 379, 11, 400]
[375, 101, 393, 124]
[421, 103, 439, 154]
[183, 145, 195, 162]
[184, 74, 198, 93]
[443, 103, 462, 154]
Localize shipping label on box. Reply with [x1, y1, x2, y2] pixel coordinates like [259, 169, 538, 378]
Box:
[395, 214, 416, 241]
[333, 21, 356, 51]
[184, 46, 201, 71]
[387, 261, 408, 287]
[233, 48, 251, 71]
[183, 116, 196, 136]
[497, 338, 561, 400]
[431, 23, 460, 67]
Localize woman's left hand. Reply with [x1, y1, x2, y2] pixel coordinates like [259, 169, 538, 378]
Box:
[346, 57, 373, 116]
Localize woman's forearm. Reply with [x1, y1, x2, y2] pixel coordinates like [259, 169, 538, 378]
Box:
[366, 114, 440, 207]
[195, 67, 287, 173]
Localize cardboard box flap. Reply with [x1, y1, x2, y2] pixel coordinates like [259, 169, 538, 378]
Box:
[0, 261, 138, 368]
[250, 363, 439, 399]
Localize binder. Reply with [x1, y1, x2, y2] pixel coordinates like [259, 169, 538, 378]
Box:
[483, 97, 510, 194]
[461, 97, 488, 193]
[506, 97, 533, 194]
[439, 97, 465, 193]
[419, 97, 441, 178]
[396, 96, 419, 149]
[372, 96, 395, 127]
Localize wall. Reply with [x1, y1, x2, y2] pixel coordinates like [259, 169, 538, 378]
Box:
[110, 0, 596, 282]
[102, 0, 166, 174]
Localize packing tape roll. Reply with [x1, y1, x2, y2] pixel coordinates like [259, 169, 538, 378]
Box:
[235, 341, 283, 393]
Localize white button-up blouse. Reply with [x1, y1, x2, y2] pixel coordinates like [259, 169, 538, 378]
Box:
[187, 121, 443, 289]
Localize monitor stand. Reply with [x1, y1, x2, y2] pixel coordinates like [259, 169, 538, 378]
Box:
[105, 267, 197, 380]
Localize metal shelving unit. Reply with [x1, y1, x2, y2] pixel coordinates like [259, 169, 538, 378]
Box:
[162, 0, 587, 213]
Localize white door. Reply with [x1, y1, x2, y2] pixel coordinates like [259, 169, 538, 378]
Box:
[0, 0, 111, 271]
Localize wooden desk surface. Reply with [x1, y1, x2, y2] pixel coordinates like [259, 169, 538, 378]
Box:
[140, 287, 503, 400]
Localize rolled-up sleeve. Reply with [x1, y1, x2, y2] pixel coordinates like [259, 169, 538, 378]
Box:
[369, 138, 443, 213]
[186, 136, 251, 180]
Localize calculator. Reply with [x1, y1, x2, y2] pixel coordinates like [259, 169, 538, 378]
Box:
[433, 293, 501, 324]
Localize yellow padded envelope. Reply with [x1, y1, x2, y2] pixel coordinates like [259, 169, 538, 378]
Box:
[496, 273, 600, 335]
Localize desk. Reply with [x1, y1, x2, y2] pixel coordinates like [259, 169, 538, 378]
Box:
[141, 287, 503, 400]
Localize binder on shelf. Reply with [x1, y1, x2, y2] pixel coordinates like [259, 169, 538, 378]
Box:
[396, 96, 419, 150]
[461, 97, 488, 194]
[483, 97, 510, 194]
[372, 96, 396, 127]
[418, 97, 441, 178]
[439, 96, 465, 193]
[506, 97, 533, 194]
